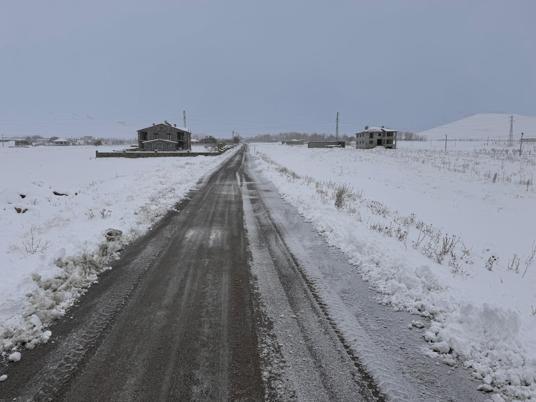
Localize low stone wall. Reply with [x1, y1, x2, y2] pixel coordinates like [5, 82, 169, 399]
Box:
[96, 150, 224, 158]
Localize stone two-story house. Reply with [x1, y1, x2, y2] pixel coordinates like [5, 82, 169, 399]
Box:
[356, 126, 397, 149]
[137, 122, 192, 151]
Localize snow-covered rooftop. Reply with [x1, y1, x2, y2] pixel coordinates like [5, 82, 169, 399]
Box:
[358, 126, 397, 133]
[138, 123, 190, 133]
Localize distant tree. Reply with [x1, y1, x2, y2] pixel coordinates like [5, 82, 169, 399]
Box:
[246, 132, 355, 143]
[200, 136, 217, 144]
[399, 131, 426, 141]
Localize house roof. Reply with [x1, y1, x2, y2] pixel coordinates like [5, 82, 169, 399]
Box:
[138, 123, 190, 134]
[53, 138, 69, 142]
[142, 139, 178, 144]
[357, 127, 397, 134]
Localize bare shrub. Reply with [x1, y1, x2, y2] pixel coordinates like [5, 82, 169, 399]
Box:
[507, 254, 521, 273]
[394, 225, 408, 242]
[315, 182, 330, 201]
[276, 166, 300, 180]
[368, 200, 389, 217]
[485, 256, 498, 271]
[436, 234, 458, 264]
[525, 178, 533, 192]
[413, 230, 423, 247]
[22, 227, 49, 255]
[522, 242, 536, 278]
[334, 184, 352, 209]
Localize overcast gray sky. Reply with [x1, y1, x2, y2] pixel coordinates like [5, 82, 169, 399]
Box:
[1, 0, 535, 138]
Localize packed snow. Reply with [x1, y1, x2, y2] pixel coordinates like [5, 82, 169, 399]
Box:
[419, 113, 536, 141]
[0, 145, 237, 357]
[250, 142, 536, 400]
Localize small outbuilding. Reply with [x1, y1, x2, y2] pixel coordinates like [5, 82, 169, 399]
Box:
[307, 141, 346, 148]
[356, 127, 397, 149]
[14, 140, 31, 147]
[53, 138, 70, 146]
[137, 122, 191, 151]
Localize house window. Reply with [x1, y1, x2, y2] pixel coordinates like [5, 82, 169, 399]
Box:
[369, 133, 373, 139]
[387, 132, 393, 137]
[369, 140, 373, 145]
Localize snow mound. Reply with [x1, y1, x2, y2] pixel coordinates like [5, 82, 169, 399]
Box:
[419, 113, 536, 140]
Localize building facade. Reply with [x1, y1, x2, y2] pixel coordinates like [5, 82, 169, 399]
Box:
[137, 122, 192, 151]
[356, 127, 397, 149]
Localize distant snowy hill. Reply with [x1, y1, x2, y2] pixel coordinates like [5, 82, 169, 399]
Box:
[419, 113, 536, 140]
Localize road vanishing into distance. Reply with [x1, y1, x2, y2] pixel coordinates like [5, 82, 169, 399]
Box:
[0, 146, 485, 401]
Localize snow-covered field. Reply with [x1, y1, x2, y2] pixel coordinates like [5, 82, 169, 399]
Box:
[0, 145, 236, 355]
[250, 142, 536, 400]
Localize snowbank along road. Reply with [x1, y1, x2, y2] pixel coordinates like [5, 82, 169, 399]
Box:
[1, 145, 485, 401]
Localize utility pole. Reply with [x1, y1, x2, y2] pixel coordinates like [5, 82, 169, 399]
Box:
[444, 134, 448, 153]
[336, 112, 339, 140]
[508, 115, 514, 147]
[182, 110, 187, 129]
[520, 132, 524, 156]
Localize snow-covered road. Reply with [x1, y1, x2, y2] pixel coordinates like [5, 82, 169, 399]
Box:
[0, 145, 504, 400]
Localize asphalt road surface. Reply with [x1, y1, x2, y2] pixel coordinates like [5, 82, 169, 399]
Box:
[0, 146, 484, 401]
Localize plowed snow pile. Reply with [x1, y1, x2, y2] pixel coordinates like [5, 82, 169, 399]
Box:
[0, 145, 235, 355]
[251, 142, 536, 400]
